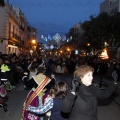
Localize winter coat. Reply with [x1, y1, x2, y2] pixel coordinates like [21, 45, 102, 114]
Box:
[50, 98, 65, 120]
[61, 82, 116, 120]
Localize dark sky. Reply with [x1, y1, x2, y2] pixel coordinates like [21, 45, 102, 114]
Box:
[8, 0, 104, 43]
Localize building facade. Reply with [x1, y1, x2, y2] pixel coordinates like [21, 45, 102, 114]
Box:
[100, 0, 120, 15]
[0, 1, 37, 55]
[0, 2, 20, 54]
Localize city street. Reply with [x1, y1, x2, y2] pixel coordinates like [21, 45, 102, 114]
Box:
[0, 1, 120, 120]
[0, 73, 120, 120]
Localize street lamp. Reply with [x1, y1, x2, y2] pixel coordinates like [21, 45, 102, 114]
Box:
[60, 50, 63, 53]
[32, 39, 36, 44]
[31, 39, 37, 53]
[87, 43, 90, 46]
[67, 48, 70, 51]
[86, 43, 90, 55]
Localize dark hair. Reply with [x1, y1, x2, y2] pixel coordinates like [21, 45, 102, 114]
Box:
[49, 88, 56, 96]
[54, 81, 68, 99]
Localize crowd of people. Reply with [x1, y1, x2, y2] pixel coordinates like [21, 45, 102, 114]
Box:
[0, 52, 119, 119]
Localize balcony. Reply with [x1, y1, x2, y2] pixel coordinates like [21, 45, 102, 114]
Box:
[19, 25, 25, 31]
[9, 32, 21, 42]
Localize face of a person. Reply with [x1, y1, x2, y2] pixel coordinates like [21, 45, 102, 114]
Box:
[33, 58, 37, 62]
[81, 71, 93, 86]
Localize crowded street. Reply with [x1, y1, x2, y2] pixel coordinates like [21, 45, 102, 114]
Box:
[0, 72, 120, 120]
[1, 0, 120, 120]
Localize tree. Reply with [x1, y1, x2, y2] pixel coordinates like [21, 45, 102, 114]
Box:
[0, 0, 5, 7]
[109, 13, 120, 47]
[81, 12, 120, 51]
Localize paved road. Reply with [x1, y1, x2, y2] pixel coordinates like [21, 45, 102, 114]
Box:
[0, 73, 120, 120]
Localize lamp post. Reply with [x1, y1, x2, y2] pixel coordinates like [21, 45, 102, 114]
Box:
[86, 43, 90, 56]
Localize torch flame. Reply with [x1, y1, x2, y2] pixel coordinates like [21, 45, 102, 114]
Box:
[100, 49, 109, 59]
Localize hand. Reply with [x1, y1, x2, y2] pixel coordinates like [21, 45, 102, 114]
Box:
[71, 78, 80, 93]
[26, 105, 31, 111]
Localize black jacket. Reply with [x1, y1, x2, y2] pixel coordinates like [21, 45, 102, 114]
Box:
[61, 82, 116, 120]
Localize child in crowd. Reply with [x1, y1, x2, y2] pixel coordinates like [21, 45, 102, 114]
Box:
[27, 81, 68, 120]
[44, 88, 55, 120]
[0, 80, 9, 115]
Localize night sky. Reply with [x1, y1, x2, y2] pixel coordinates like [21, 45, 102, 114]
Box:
[8, 0, 104, 43]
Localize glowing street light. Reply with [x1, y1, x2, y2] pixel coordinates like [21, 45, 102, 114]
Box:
[32, 39, 36, 44]
[67, 48, 70, 51]
[60, 50, 63, 53]
[87, 43, 90, 46]
[31, 39, 37, 52]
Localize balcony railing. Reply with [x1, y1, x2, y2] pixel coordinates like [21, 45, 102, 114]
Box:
[19, 25, 25, 31]
[10, 32, 21, 41]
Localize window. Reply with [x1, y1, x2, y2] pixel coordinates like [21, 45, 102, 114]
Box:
[9, 22, 11, 37]
[109, 0, 118, 5]
[110, 7, 118, 15]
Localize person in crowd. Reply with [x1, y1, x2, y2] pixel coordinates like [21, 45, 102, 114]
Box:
[28, 58, 38, 80]
[61, 65, 117, 120]
[0, 57, 12, 91]
[38, 58, 46, 74]
[27, 81, 68, 120]
[23, 59, 38, 89]
[112, 69, 118, 84]
[44, 74, 56, 91]
[21, 72, 51, 120]
[9, 57, 18, 86]
[0, 57, 9, 115]
[0, 80, 9, 115]
[44, 88, 55, 120]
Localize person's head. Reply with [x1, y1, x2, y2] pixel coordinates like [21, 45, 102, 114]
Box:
[49, 88, 56, 98]
[4, 58, 10, 65]
[74, 65, 94, 86]
[33, 58, 37, 62]
[10, 57, 16, 64]
[54, 81, 68, 99]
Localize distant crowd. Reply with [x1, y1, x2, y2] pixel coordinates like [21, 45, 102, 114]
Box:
[0, 52, 120, 117]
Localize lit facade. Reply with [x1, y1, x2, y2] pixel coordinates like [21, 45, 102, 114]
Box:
[0, 1, 37, 55]
[0, 2, 21, 54]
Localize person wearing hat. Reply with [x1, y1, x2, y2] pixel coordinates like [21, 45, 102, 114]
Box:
[21, 73, 51, 120]
[61, 65, 117, 120]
